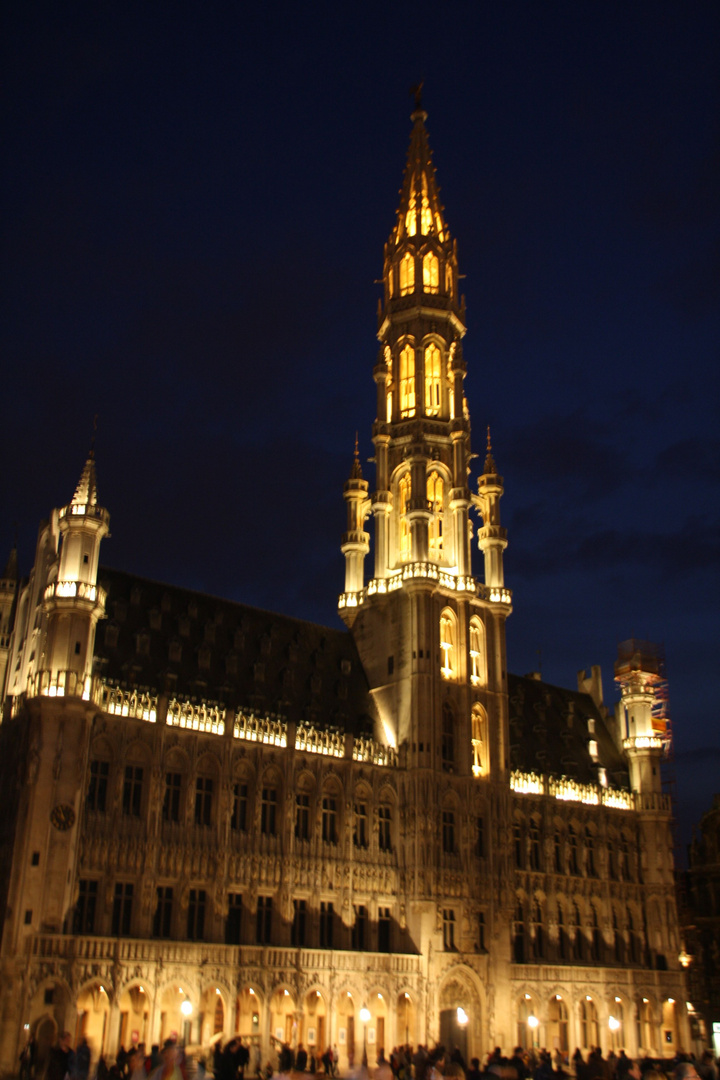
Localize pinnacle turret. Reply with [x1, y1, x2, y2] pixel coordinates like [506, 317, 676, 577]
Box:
[391, 105, 448, 247]
[71, 449, 99, 509]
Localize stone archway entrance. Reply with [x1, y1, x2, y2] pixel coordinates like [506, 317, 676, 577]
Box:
[439, 971, 481, 1064]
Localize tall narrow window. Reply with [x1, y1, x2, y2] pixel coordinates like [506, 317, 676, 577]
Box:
[320, 901, 334, 948]
[572, 903, 584, 961]
[445, 262, 453, 297]
[74, 880, 98, 934]
[322, 796, 338, 844]
[514, 822, 524, 869]
[420, 179, 432, 234]
[387, 265, 394, 298]
[423, 252, 439, 294]
[513, 903, 526, 963]
[532, 901, 544, 959]
[378, 805, 392, 851]
[295, 793, 310, 840]
[187, 889, 206, 941]
[87, 760, 109, 812]
[424, 343, 442, 415]
[386, 351, 393, 422]
[478, 911, 486, 950]
[153, 887, 173, 939]
[194, 776, 213, 827]
[442, 909, 456, 951]
[122, 766, 143, 817]
[557, 904, 566, 960]
[378, 906, 391, 952]
[441, 702, 455, 769]
[256, 896, 272, 944]
[405, 185, 417, 237]
[111, 883, 133, 936]
[440, 609, 457, 679]
[554, 830, 563, 872]
[399, 473, 412, 562]
[590, 906, 602, 962]
[475, 816, 485, 858]
[469, 618, 485, 686]
[585, 827, 596, 875]
[568, 826, 579, 874]
[399, 344, 415, 417]
[163, 773, 182, 823]
[352, 905, 367, 950]
[399, 252, 415, 295]
[354, 801, 368, 848]
[261, 787, 277, 835]
[231, 783, 248, 832]
[292, 899, 307, 947]
[529, 822, 541, 870]
[226, 893, 243, 945]
[471, 703, 486, 776]
[442, 809, 455, 853]
[427, 471, 443, 560]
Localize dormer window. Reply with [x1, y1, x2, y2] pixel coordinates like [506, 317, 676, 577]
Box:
[399, 253, 415, 296]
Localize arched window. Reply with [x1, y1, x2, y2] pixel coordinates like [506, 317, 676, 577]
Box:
[424, 342, 442, 415]
[549, 996, 568, 1052]
[439, 609, 457, 680]
[420, 176, 432, 234]
[469, 617, 485, 686]
[399, 252, 415, 295]
[399, 344, 415, 417]
[471, 702, 486, 777]
[445, 262, 453, 297]
[405, 183, 417, 236]
[427, 470, 443, 560]
[580, 998, 599, 1049]
[398, 473, 411, 563]
[441, 702, 455, 770]
[423, 252, 439, 294]
[387, 265, 394, 298]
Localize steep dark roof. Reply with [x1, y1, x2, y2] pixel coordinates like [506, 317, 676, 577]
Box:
[94, 567, 377, 735]
[508, 672, 630, 789]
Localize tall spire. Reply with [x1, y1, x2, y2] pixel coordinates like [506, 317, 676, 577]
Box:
[391, 103, 448, 247]
[71, 449, 99, 509]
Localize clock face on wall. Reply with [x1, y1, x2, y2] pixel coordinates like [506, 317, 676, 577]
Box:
[50, 804, 76, 831]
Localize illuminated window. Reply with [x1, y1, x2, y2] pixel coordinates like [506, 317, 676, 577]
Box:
[435, 214, 445, 242]
[399, 344, 415, 417]
[442, 908, 456, 951]
[440, 608, 457, 680]
[424, 342, 442, 416]
[399, 252, 415, 295]
[405, 182, 417, 236]
[399, 473, 411, 562]
[420, 177, 432, 234]
[387, 265, 394, 298]
[386, 349, 393, 422]
[445, 262, 453, 297]
[469, 617, 485, 686]
[427, 470, 443, 560]
[423, 252, 439, 294]
[471, 703, 486, 776]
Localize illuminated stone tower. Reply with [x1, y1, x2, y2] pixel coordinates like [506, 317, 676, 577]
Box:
[42, 449, 109, 692]
[339, 101, 512, 779]
[0, 546, 18, 697]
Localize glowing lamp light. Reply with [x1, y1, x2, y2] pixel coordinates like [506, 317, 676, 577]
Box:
[525, 994, 531, 1000]
[528, 1015, 539, 1030]
[586, 996, 592, 1002]
[609, 1016, 620, 1031]
[360, 1007, 371, 1023]
[679, 950, 692, 968]
[615, 997, 621, 1003]
[249, 989, 255, 996]
[457, 1008, 468, 1026]
[216, 988, 221, 995]
[180, 1001, 193, 1017]
[667, 998, 675, 1005]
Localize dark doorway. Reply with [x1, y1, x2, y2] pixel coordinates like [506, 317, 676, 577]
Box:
[440, 1009, 468, 1064]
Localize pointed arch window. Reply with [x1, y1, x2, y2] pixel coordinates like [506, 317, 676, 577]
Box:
[398, 473, 411, 563]
[439, 608, 457, 680]
[405, 183, 417, 236]
[399, 344, 415, 417]
[424, 342, 442, 416]
[471, 702, 487, 777]
[445, 261, 453, 297]
[469, 616, 486, 686]
[423, 252, 439, 294]
[427, 470, 443, 560]
[420, 176, 432, 234]
[399, 253, 415, 295]
[387, 265, 394, 298]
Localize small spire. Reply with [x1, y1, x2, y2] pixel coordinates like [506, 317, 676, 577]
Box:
[391, 92, 448, 246]
[484, 426, 497, 474]
[350, 432, 363, 480]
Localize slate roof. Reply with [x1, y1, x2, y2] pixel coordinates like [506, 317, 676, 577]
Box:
[508, 672, 631, 790]
[94, 567, 377, 736]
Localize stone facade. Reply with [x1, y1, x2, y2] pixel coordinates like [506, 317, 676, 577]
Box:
[0, 106, 689, 1077]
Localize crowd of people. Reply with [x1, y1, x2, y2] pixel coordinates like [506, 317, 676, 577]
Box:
[17, 1032, 720, 1080]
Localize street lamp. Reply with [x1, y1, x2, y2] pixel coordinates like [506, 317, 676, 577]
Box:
[360, 1006, 371, 1068]
[457, 1008, 468, 1027]
[528, 1014, 539, 1050]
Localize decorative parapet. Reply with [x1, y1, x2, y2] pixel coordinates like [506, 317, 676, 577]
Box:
[510, 770, 633, 810]
[26, 669, 95, 701]
[103, 685, 158, 723]
[353, 735, 398, 767]
[167, 698, 225, 735]
[338, 564, 511, 610]
[59, 503, 109, 524]
[295, 724, 344, 757]
[44, 580, 107, 606]
[234, 710, 287, 747]
[623, 736, 664, 751]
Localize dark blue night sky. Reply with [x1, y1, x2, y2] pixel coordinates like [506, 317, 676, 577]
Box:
[2, 1, 718, 856]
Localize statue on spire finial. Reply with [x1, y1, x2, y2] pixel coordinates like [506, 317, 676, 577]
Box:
[410, 80, 424, 111]
[350, 431, 363, 480]
[484, 425, 497, 475]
